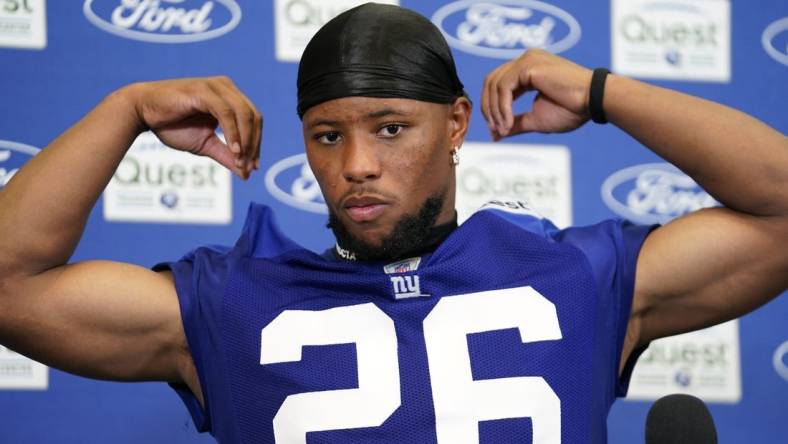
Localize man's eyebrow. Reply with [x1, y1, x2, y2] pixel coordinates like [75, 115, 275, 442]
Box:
[307, 119, 339, 129]
[306, 108, 412, 129]
[366, 108, 412, 119]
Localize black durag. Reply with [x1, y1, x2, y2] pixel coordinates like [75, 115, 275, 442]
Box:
[296, 3, 466, 118]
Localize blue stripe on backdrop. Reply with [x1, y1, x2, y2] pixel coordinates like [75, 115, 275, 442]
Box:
[0, 1, 785, 443]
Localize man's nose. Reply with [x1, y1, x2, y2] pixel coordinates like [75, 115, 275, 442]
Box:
[342, 137, 381, 183]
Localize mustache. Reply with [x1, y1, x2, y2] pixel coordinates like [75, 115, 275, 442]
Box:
[338, 186, 398, 205]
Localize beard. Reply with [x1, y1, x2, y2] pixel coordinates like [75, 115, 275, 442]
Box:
[327, 193, 445, 262]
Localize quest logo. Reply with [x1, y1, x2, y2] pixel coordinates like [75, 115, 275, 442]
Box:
[0, 139, 40, 189]
[762, 17, 788, 67]
[431, 0, 581, 59]
[611, 0, 730, 82]
[274, 0, 399, 62]
[265, 153, 327, 214]
[601, 163, 717, 225]
[0, 0, 47, 49]
[0, 343, 48, 390]
[83, 0, 241, 43]
[455, 143, 571, 227]
[103, 131, 232, 224]
[627, 320, 741, 403]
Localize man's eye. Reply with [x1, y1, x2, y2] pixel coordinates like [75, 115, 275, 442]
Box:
[378, 124, 405, 138]
[316, 132, 341, 144]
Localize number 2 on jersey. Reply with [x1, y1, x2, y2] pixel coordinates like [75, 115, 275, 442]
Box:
[260, 286, 563, 443]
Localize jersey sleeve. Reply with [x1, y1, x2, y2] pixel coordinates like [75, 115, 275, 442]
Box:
[552, 219, 657, 397]
[149, 202, 299, 436]
[152, 244, 232, 434]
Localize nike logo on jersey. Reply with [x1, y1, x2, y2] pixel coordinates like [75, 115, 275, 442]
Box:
[480, 199, 544, 218]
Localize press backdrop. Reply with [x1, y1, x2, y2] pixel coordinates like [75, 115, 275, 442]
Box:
[0, 1, 786, 443]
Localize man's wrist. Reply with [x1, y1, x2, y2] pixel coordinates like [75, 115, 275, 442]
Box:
[106, 83, 149, 136]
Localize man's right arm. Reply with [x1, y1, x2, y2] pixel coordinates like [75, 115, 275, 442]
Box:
[0, 78, 261, 391]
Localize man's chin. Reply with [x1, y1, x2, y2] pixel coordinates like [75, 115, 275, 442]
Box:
[346, 224, 391, 246]
[330, 224, 392, 261]
[326, 194, 445, 262]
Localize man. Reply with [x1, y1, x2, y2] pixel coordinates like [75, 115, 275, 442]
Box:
[0, 3, 785, 443]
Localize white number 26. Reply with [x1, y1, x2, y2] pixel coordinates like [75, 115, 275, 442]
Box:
[260, 286, 563, 443]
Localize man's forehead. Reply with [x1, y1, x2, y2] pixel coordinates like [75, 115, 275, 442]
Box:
[303, 97, 441, 128]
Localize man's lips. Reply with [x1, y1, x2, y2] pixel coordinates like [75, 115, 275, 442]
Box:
[343, 195, 389, 223]
[346, 204, 387, 222]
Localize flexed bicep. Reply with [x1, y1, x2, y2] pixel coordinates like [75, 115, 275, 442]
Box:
[628, 208, 788, 348]
[0, 260, 192, 385]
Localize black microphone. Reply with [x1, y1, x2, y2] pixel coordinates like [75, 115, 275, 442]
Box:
[645, 394, 718, 444]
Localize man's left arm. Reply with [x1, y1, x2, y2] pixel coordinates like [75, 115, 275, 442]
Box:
[601, 74, 788, 353]
[481, 50, 788, 366]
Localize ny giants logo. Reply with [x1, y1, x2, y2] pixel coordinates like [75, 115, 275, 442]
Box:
[432, 0, 581, 59]
[384, 257, 427, 300]
[389, 275, 424, 299]
[83, 0, 241, 43]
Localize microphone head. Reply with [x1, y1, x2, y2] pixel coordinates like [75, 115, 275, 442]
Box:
[645, 394, 718, 444]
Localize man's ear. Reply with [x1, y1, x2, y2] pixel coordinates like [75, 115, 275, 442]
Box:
[448, 96, 472, 148]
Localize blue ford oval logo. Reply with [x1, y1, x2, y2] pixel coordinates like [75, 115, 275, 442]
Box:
[264, 153, 327, 214]
[762, 16, 788, 67]
[432, 0, 581, 59]
[0, 140, 40, 189]
[83, 0, 242, 43]
[601, 163, 717, 224]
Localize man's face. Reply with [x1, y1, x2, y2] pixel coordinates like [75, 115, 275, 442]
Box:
[302, 96, 469, 259]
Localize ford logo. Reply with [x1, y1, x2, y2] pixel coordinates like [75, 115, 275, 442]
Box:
[601, 163, 717, 225]
[264, 153, 327, 214]
[762, 16, 788, 67]
[83, 0, 242, 44]
[774, 340, 788, 382]
[431, 0, 581, 59]
[0, 140, 40, 189]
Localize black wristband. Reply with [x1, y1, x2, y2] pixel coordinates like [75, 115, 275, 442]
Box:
[589, 68, 610, 124]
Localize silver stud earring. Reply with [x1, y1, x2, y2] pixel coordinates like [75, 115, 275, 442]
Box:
[451, 146, 460, 166]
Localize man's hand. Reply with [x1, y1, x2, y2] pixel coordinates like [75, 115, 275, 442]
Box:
[481, 49, 592, 139]
[125, 77, 262, 179]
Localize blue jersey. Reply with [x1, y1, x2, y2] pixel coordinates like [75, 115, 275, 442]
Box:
[155, 201, 653, 444]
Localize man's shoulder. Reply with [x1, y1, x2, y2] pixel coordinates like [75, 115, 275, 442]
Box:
[458, 198, 655, 268]
[235, 202, 308, 259]
[461, 198, 561, 241]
